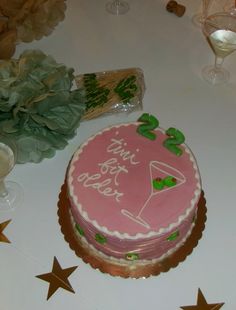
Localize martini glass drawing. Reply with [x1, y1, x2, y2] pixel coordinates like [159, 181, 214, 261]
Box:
[0, 135, 23, 211]
[202, 12, 236, 84]
[106, 0, 130, 15]
[121, 161, 186, 229]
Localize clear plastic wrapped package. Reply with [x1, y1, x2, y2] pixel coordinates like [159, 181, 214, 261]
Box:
[75, 67, 145, 120]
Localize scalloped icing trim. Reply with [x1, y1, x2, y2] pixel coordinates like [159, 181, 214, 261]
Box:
[69, 209, 196, 267]
[67, 123, 201, 240]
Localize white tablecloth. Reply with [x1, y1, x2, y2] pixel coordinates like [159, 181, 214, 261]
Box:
[1, 1, 236, 309]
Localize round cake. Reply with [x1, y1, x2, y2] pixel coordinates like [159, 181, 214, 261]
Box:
[67, 116, 201, 268]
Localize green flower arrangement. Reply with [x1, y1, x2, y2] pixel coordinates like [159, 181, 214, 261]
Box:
[0, 50, 86, 163]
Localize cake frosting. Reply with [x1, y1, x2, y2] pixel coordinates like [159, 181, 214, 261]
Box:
[67, 118, 201, 266]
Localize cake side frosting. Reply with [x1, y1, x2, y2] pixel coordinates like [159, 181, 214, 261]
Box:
[67, 123, 201, 238]
[69, 208, 197, 265]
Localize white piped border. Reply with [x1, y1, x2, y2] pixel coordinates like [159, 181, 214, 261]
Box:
[69, 209, 196, 266]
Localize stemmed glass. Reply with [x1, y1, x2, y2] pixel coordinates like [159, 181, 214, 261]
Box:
[0, 135, 23, 211]
[192, 0, 213, 27]
[202, 12, 236, 84]
[106, 0, 129, 15]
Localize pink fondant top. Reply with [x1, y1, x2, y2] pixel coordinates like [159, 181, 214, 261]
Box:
[68, 123, 201, 237]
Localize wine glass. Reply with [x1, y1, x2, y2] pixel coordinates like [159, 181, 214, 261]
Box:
[106, 0, 129, 15]
[0, 135, 23, 211]
[202, 12, 236, 84]
[192, 0, 213, 27]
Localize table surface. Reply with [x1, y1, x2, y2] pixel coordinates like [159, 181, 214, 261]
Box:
[1, 1, 236, 309]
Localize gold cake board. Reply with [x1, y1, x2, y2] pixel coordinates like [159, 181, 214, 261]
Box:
[58, 183, 207, 278]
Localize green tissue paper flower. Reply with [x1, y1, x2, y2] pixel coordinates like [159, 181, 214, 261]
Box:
[0, 50, 86, 163]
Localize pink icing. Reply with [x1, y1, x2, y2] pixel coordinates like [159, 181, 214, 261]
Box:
[68, 123, 201, 238]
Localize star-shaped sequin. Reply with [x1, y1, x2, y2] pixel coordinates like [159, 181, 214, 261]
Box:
[180, 288, 224, 310]
[36, 257, 78, 300]
[0, 220, 11, 243]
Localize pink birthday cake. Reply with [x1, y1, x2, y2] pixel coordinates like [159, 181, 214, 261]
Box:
[67, 114, 201, 268]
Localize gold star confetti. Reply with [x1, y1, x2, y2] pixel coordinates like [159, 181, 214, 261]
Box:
[36, 257, 78, 300]
[0, 220, 11, 243]
[180, 288, 225, 310]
